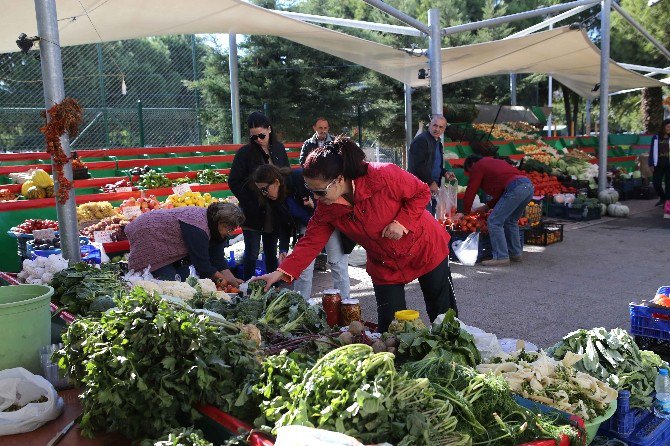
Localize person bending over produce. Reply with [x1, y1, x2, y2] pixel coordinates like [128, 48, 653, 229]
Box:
[125, 202, 245, 287]
[251, 136, 457, 332]
[461, 155, 534, 267]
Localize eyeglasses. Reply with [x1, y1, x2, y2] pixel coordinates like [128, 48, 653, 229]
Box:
[250, 133, 267, 141]
[259, 184, 271, 196]
[305, 178, 337, 197]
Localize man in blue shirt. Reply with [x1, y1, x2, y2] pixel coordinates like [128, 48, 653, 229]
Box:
[408, 115, 452, 215]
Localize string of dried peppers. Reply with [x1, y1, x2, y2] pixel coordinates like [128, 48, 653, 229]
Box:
[40, 98, 83, 204]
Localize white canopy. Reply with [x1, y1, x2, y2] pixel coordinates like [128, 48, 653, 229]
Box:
[2, 0, 663, 97]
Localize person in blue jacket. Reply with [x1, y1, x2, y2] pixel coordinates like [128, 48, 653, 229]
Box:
[649, 118, 670, 207]
[252, 164, 319, 298]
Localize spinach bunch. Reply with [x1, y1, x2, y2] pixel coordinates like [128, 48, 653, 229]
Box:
[548, 327, 667, 408]
[140, 427, 213, 446]
[51, 263, 124, 316]
[54, 287, 260, 439]
[396, 309, 481, 367]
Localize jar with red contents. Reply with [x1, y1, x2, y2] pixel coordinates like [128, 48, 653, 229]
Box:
[321, 289, 342, 327]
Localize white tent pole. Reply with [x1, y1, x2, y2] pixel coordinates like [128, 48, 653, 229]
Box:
[618, 63, 670, 75]
[547, 23, 553, 138]
[611, 2, 670, 61]
[442, 0, 599, 36]
[585, 99, 591, 135]
[506, 4, 594, 39]
[510, 74, 517, 105]
[598, 0, 611, 192]
[428, 9, 443, 116]
[34, 0, 80, 264]
[229, 33, 241, 144]
[359, 0, 430, 35]
[404, 84, 412, 169]
[277, 11, 422, 36]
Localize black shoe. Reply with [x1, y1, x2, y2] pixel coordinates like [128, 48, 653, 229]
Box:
[656, 199, 666, 207]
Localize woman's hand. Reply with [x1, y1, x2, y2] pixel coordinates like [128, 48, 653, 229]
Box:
[278, 252, 288, 263]
[250, 270, 284, 292]
[303, 196, 315, 209]
[382, 221, 406, 240]
[220, 269, 244, 287]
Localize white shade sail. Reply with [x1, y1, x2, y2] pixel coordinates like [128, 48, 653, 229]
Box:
[1, 0, 662, 97]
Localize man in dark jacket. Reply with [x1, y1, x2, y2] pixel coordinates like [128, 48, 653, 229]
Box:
[299, 117, 333, 166]
[408, 115, 452, 215]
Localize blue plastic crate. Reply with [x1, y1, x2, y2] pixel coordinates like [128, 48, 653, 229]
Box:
[599, 390, 670, 446]
[630, 302, 670, 341]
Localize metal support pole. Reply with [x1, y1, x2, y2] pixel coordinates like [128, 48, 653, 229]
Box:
[360, 0, 430, 34]
[137, 99, 145, 147]
[96, 43, 109, 148]
[228, 33, 241, 144]
[34, 0, 80, 264]
[611, 2, 670, 61]
[510, 74, 517, 106]
[428, 9, 443, 116]
[598, 0, 611, 192]
[507, 3, 595, 39]
[191, 35, 202, 145]
[585, 99, 592, 135]
[277, 11, 421, 36]
[404, 84, 412, 169]
[547, 23, 554, 138]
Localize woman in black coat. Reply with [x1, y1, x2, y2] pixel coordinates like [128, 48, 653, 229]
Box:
[228, 111, 290, 279]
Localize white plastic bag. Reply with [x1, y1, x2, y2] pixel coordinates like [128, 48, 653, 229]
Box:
[458, 321, 507, 362]
[275, 425, 365, 446]
[0, 367, 64, 435]
[435, 179, 458, 221]
[451, 232, 479, 266]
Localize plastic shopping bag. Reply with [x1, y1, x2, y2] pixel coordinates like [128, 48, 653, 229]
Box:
[665, 200, 670, 219]
[275, 425, 394, 446]
[0, 367, 64, 435]
[435, 179, 458, 221]
[451, 232, 479, 266]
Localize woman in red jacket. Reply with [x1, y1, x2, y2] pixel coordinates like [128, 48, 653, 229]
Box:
[253, 136, 457, 331]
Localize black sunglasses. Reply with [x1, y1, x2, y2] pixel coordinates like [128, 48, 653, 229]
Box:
[250, 133, 267, 141]
[305, 178, 337, 197]
[259, 184, 271, 196]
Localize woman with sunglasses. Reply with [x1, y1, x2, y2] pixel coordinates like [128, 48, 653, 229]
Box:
[228, 111, 290, 279]
[251, 164, 318, 297]
[251, 136, 457, 332]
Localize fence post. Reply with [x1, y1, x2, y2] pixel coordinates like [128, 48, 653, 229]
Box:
[96, 43, 110, 147]
[357, 104, 363, 147]
[191, 35, 202, 145]
[137, 99, 145, 147]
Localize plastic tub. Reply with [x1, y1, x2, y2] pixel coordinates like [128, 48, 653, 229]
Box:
[0, 284, 54, 373]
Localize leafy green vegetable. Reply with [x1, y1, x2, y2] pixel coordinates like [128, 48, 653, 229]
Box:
[196, 169, 228, 184]
[54, 286, 260, 439]
[548, 327, 667, 408]
[248, 280, 267, 300]
[140, 427, 213, 446]
[51, 263, 124, 316]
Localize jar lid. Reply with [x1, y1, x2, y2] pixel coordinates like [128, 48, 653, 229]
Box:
[342, 299, 359, 305]
[322, 289, 340, 295]
[395, 309, 419, 321]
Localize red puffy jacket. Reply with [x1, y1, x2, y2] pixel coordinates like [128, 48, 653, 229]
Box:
[279, 163, 451, 285]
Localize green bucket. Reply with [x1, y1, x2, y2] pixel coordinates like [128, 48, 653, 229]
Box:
[0, 285, 53, 374]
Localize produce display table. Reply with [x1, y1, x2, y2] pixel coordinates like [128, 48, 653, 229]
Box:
[0, 388, 130, 446]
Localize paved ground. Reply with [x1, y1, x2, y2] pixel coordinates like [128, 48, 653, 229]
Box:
[303, 198, 669, 349]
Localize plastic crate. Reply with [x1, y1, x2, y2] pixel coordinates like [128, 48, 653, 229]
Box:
[525, 223, 564, 246]
[599, 390, 670, 446]
[544, 202, 567, 218]
[630, 302, 670, 342]
[613, 177, 643, 193]
[564, 205, 601, 221]
[524, 200, 543, 225]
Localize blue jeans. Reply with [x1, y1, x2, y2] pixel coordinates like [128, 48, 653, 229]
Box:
[242, 229, 279, 280]
[153, 263, 190, 281]
[487, 178, 534, 260]
[292, 228, 350, 299]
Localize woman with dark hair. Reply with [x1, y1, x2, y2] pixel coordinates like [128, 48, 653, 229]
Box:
[125, 202, 245, 287]
[462, 154, 533, 267]
[228, 111, 290, 279]
[252, 164, 317, 298]
[252, 136, 457, 332]
[649, 118, 670, 206]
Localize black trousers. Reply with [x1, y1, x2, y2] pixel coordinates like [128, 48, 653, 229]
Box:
[653, 160, 670, 201]
[372, 255, 457, 333]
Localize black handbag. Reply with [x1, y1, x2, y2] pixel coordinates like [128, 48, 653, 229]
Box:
[339, 232, 357, 255]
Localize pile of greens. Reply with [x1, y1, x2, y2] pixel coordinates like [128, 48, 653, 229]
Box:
[50, 263, 125, 316]
[140, 427, 213, 446]
[548, 327, 667, 408]
[54, 287, 260, 439]
[401, 356, 581, 446]
[196, 169, 228, 184]
[250, 344, 469, 446]
[394, 309, 481, 367]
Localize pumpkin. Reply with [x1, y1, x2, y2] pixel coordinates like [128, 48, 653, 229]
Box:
[600, 203, 607, 216]
[598, 188, 619, 205]
[25, 186, 47, 199]
[44, 185, 54, 198]
[607, 203, 629, 217]
[30, 169, 54, 188]
[21, 180, 35, 196]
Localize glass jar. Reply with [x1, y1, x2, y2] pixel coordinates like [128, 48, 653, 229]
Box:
[340, 298, 362, 326]
[321, 289, 342, 327]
